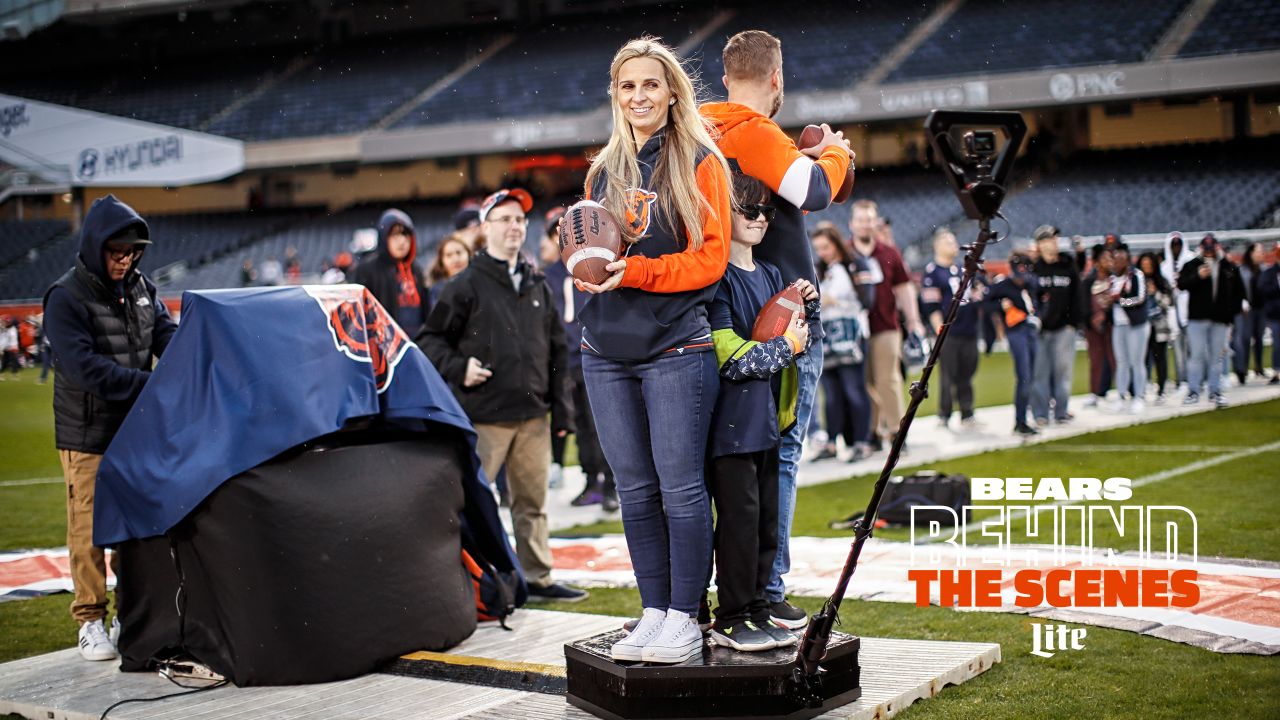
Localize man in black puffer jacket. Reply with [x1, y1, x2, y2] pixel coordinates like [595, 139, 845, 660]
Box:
[43, 194, 178, 662]
[419, 188, 584, 603]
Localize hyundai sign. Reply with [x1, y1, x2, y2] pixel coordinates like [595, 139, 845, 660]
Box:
[0, 94, 244, 186]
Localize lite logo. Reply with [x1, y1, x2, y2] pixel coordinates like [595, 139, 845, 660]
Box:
[1030, 623, 1087, 658]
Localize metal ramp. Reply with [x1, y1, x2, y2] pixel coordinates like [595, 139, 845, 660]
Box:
[0, 609, 999, 720]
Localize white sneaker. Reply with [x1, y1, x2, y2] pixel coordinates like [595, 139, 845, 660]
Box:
[610, 607, 666, 661]
[109, 617, 120, 646]
[1083, 394, 1099, 408]
[1129, 399, 1145, 414]
[640, 609, 704, 664]
[548, 463, 563, 490]
[78, 620, 118, 661]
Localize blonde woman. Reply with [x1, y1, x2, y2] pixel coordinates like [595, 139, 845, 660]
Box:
[575, 36, 733, 664]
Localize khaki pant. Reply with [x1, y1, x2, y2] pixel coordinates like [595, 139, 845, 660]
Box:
[866, 329, 904, 441]
[474, 417, 555, 588]
[60, 450, 118, 624]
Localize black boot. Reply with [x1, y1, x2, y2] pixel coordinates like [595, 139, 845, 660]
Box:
[601, 475, 620, 512]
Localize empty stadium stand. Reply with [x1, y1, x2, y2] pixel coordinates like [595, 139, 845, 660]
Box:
[686, 0, 931, 98]
[207, 34, 479, 141]
[1178, 0, 1280, 57]
[0, 219, 66, 270]
[887, 0, 1190, 82]
[392, 8, 706, 129]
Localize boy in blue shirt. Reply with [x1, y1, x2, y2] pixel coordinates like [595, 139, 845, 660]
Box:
[707, 173, 818, 651]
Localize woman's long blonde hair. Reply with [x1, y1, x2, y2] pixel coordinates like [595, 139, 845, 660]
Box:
[586, 36, 733, 250]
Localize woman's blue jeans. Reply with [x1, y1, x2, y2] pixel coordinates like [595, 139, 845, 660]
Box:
[582, 350, 718, 614]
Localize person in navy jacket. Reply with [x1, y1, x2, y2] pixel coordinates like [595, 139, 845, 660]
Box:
[575, 37, 734, 665]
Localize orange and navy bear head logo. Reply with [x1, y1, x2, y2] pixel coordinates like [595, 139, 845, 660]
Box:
[625, 188, 658, 238]
[308, 286, 410, 393]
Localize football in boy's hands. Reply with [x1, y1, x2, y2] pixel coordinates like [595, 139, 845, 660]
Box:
[797, 124, 855, 203]
[751, 285, 806, 342]
[559, 200, 624, 285]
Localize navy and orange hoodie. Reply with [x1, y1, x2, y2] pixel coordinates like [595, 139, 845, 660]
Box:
[579, 128, 732, 362]
[701, 102, 850, 292]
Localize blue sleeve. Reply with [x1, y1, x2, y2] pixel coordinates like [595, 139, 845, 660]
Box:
[44, 287, 149, 403]
[799, 165, 834, 211]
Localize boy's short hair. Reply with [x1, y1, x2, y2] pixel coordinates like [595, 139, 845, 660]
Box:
[732, 171, 770, 208]
[723, 30, 782, 82]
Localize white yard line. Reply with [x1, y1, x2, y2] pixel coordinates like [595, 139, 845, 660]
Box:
[1038, 445, 1247, 453]
[0, 477, 61, 488]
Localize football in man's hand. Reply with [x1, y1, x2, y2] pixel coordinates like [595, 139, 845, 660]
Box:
[798, 124, 855, 203]
[751, 285, 806, 342]
[559, 200, 624, 285]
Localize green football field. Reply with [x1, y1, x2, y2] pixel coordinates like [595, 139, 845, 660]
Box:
[1, 366, 1277, 719]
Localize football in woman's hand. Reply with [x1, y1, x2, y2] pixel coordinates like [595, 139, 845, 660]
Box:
[752, 285, 806, 342]
[798, 124, 855, 203]
[559, 200, 624, 285]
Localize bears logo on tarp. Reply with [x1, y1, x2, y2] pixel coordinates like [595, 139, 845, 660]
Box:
[306, 285, 410, 393]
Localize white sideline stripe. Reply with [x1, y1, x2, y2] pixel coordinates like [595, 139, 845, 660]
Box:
[0, 477, 61, 488]
[564, 246, 616, 274]
[956, 439, 1280, 540]
[1043, 445, 1249, 453]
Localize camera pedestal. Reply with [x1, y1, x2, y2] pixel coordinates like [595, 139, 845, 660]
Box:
[564, 629, 861, 720]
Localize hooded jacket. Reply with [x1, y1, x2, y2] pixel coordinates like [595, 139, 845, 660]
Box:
[43, 194, 177, 453]
[701, 103, 848, 288]
[419, 250, 572, 431]
[353, 209, 431, 338]
[1032, 255, 1082, 331]
[1161, 233, 1196, 327]
[1178, 253, 1245, 324]
[579, 128, 732, 361]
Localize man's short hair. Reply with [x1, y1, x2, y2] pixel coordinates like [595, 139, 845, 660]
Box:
[723, 30, 782, 82]
[852, 199, 879, 217]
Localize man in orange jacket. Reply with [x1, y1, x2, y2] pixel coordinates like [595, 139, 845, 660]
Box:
[701, 29, 853, 630]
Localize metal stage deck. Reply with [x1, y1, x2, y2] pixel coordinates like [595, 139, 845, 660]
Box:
[0, 609, 1000, 720]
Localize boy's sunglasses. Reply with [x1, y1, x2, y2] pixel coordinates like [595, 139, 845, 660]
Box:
[737, 203, 776, 222]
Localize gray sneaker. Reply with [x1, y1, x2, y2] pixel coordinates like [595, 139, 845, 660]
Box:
[751, 614, 798, 647]
[710, 621, 776, 652]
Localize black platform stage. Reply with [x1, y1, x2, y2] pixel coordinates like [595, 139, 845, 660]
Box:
[564, 629, 862, 720]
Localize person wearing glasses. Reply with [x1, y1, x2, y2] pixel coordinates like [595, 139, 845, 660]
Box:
[574, 37, 733, 664]
[706, 172, 817, 653]
[701, 30, 852, 631]
[42, 194, 178, 661]
[419, 187, 586, 604]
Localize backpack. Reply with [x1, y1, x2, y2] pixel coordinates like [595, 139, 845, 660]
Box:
[460, 548, 518, 627]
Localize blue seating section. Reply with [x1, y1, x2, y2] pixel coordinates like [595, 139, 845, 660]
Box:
[392, 9, 705, 129]
[0, 209, 307, 301]
[1, 53, 283, 131]
[686, 0, 928, 99]
[162, 200, 460, 292]
[0, 231, 77, 301]
[207, 34, 475, 141]
[1179, 0, 1280, 57]
[0, 219, 67, 270]
[991, 140, 1280, 239]
[888, 0, 1188, 82]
